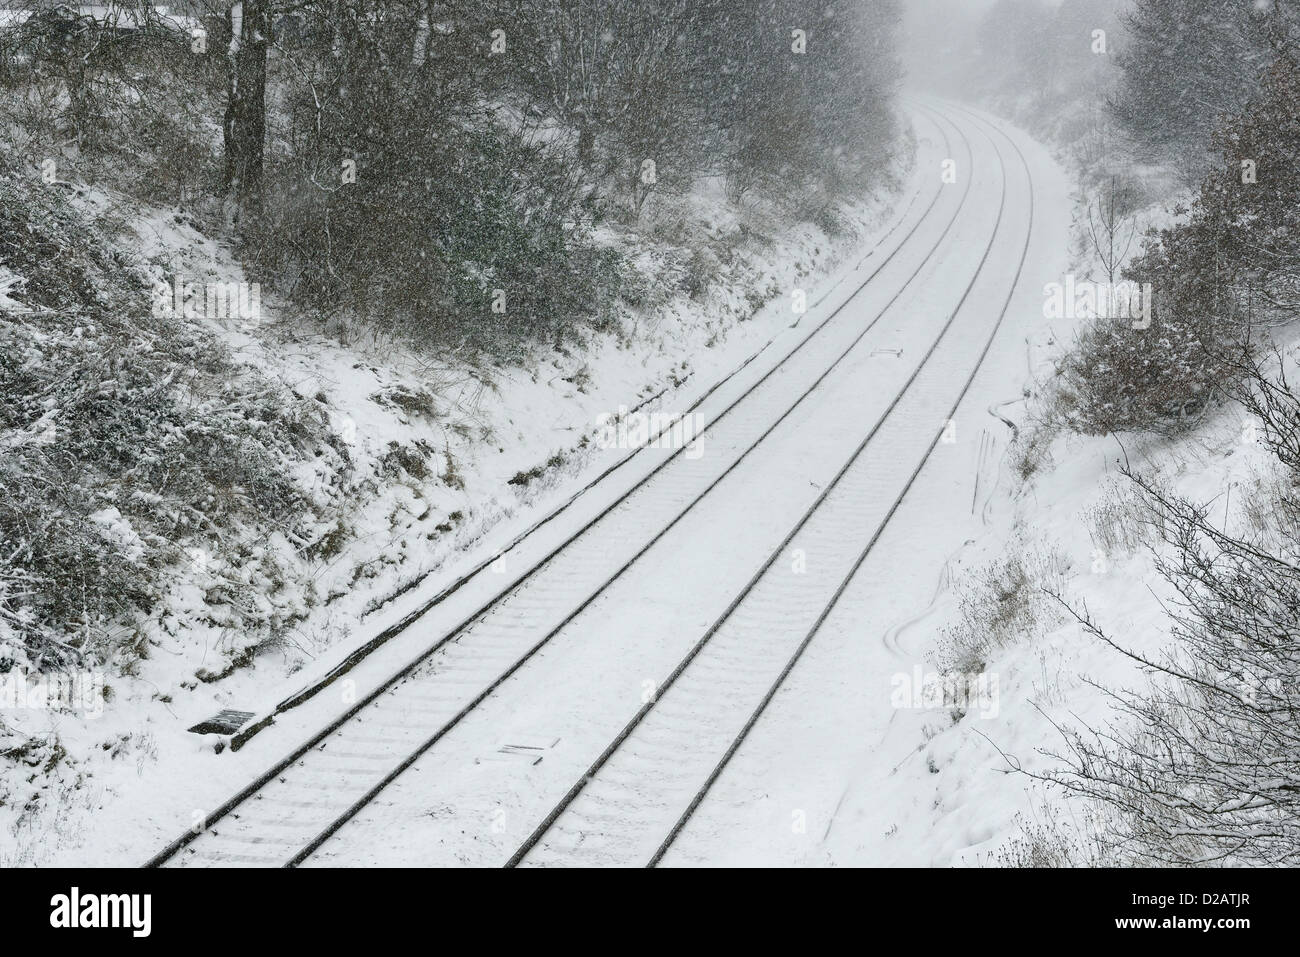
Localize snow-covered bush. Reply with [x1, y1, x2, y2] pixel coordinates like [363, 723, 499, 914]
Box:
[1049, 475, 1300, 865]
[246, 13, 624, 358]
[993, 805, 1118, 868]
[0, 169, 334, 672]
[1009, 421, 1056, 484]
[1056, 51, 1300, 436]
[1042, 353, 1300, 865]
[254, 120, 624, 357]
[936, 546, 1069, 675]
[1054, 309, 1237, 436]
[1083, 479, 1145, 560]
[0, 7, 222, 205]
[1112, 0, 1297, 175]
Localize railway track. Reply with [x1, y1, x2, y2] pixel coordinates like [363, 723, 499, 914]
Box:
[145, 101, 992, 868]
[503, 103, 1036, 868]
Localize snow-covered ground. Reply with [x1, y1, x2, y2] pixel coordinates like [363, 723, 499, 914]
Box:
[3, 102, 917, 865]
[109, 97, 1128, 870]
[7, 89, 1257, 869]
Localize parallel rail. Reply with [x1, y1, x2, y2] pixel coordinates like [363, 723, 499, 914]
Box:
[506, 102, 1037, 868]
[145, 104, 973, 868]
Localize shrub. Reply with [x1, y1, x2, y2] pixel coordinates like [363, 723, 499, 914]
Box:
[1047, 473, 1300, 864]
[1057, 52, 1300, 436]
[1083, 480, 1145, 560]
[0, 170, 330, 670]
[0, 7, 223, 204]
[936, 545, 1070, 674]
[247, 17, 624, 359]
[993, 806, 1117, 868]
[1009, 422, 1056, 484]
[1041, 358, 1300, 864]
[1055, 305, 1238, 436]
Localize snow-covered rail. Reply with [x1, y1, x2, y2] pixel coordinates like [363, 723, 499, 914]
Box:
[145, 103, 981, 868]
[506, 103, 1036, 868]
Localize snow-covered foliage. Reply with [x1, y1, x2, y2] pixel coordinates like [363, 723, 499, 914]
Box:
[245, 1, 902, 357]
[0, 168, 337, 672]
[935, 545, 1069, 676]
[1112, 0, 1300, 175]
[1058, 50, 1300, 436]
[1045, 450, 1300, 865]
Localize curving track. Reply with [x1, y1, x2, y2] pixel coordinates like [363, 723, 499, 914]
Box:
[506, 103, 1036, 868]
[146, 100, 1031, 869]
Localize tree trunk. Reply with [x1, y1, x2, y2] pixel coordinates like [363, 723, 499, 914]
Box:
[224, 0, 271, 225]
[576, 121, 595, 166]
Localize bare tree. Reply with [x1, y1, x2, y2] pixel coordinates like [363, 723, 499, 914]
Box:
[1085, 175, 1137, 295]
[1031, 351, 1300, 864]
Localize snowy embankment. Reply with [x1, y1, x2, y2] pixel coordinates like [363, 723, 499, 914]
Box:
[799, 112, 1269, 866]
[2, 133, 916, 864]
